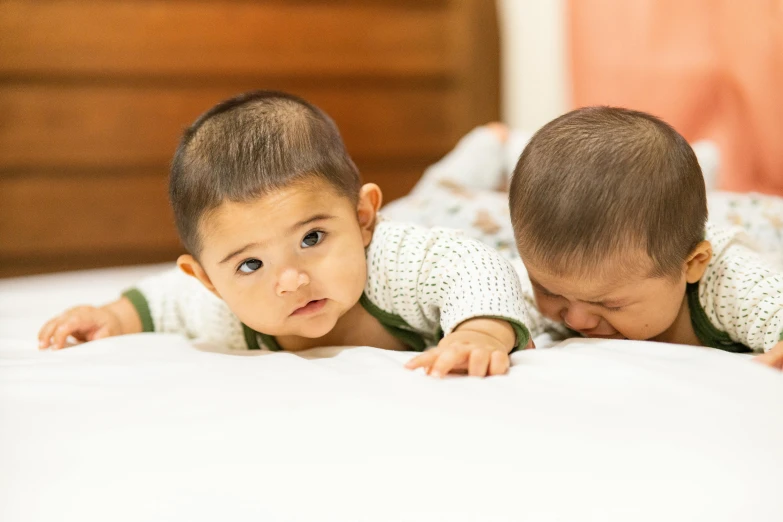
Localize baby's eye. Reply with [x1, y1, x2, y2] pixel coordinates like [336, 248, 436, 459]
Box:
[238, 259, 263, 274]
[301, 230, 325, 248]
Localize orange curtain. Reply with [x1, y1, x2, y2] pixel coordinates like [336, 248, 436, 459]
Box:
[569, 0, 783, 196]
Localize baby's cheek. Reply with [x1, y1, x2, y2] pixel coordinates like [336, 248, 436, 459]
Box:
[225, 285, 276, 323]
[613, 313, 659, 340]
[325, 252, 367, 300]
[534, 295, 561, 321]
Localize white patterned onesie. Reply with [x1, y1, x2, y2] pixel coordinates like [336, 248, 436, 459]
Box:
[123, 219, 533, 351]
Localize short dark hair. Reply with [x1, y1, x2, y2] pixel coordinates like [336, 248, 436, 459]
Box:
[509, 106, 708, 279]
[170, 90, 361, 256]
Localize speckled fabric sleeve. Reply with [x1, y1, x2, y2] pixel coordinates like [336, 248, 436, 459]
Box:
[124, 268, 249, 350]
[699, 225, 783, 352]
[505, 257, 572, 341]
[364, 220, 532, 348]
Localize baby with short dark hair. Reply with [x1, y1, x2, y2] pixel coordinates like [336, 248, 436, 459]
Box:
[387, 107, 783, 368]
[39, 91, 535, 378]
[511, 107, 782, 356]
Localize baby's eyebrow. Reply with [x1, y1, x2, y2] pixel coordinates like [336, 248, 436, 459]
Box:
[219, 242, 261, 265]
[530, 279, 559, 295]
[532, 278, 628, 307]
[583, 292, 631, 307]
[586, 298, 625, 307]
[289, 213, 335, 233]
[218, 214, 336, 265]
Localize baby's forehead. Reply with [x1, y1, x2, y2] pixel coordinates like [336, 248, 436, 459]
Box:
[199, 180, 350, 236]
[524, 252, 657, 294]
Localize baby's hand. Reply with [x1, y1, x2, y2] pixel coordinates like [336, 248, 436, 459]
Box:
[38, 304, 125, 350]
[38, 305, 122, 350]
[405, 318, 516, 377]
[753, 341, 783, 371]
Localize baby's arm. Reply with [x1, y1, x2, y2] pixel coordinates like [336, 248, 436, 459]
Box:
[38, 267, 247, 350]
[372, 224, 532, 377]
[700, 229, 783, 360]
[38, 296, 142, 350]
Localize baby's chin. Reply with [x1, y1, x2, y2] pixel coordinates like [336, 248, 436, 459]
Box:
[291, 316, 340, 339]
[248, 316, 336, 340]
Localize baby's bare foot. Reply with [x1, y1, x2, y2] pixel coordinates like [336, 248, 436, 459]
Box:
[484, 122, 509, 143]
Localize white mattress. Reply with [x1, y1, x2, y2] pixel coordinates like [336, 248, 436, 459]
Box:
[2, 265, 783, 522]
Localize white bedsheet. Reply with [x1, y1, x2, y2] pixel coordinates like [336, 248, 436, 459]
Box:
[2, 266, 783, 522]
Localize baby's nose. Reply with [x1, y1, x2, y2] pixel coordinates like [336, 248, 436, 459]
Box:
[561, 304, 600, 332]
[276, 268, 310, 296]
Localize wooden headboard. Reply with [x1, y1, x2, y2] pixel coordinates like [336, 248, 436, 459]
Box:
[0, 0, 500, 277]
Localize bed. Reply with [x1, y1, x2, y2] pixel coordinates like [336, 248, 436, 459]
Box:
[3, 1, 783, 520]
[2, 266, 783, 521]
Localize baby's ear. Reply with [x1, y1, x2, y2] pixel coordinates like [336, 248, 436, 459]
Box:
[177, 254, 221, 298]
[357, 183, 383, 247]
[684, 240, 713, 284]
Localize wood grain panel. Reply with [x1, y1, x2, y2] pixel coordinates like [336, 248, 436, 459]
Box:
[358, 158, 442, 203]
[0, 161, 430, 260]
[0, 0, 454, 79]
[450, 0, 501, 129]
[0, 250, 182, 279]
[0, 84, 459, 168]
[0, 172, 176, 257]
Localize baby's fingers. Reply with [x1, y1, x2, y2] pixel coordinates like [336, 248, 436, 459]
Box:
[429, 348, 466, 378]
[50, 319, 79, 350]
[488, 350, 510, 376]
[753, 352, 783, 371]
[38, 317, 63, 349]
[405, 351, 439, 372]
[50, 315, 97, 350]
[468, 349, 491, 377]
[89, 324, 112, 341]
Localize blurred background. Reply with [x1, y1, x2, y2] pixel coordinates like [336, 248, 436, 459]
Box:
[1, 0, 781, 278]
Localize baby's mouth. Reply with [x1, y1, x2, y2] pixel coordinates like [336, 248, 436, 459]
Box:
[291, 299, 327, 316]
[583, 331, 625, 339]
